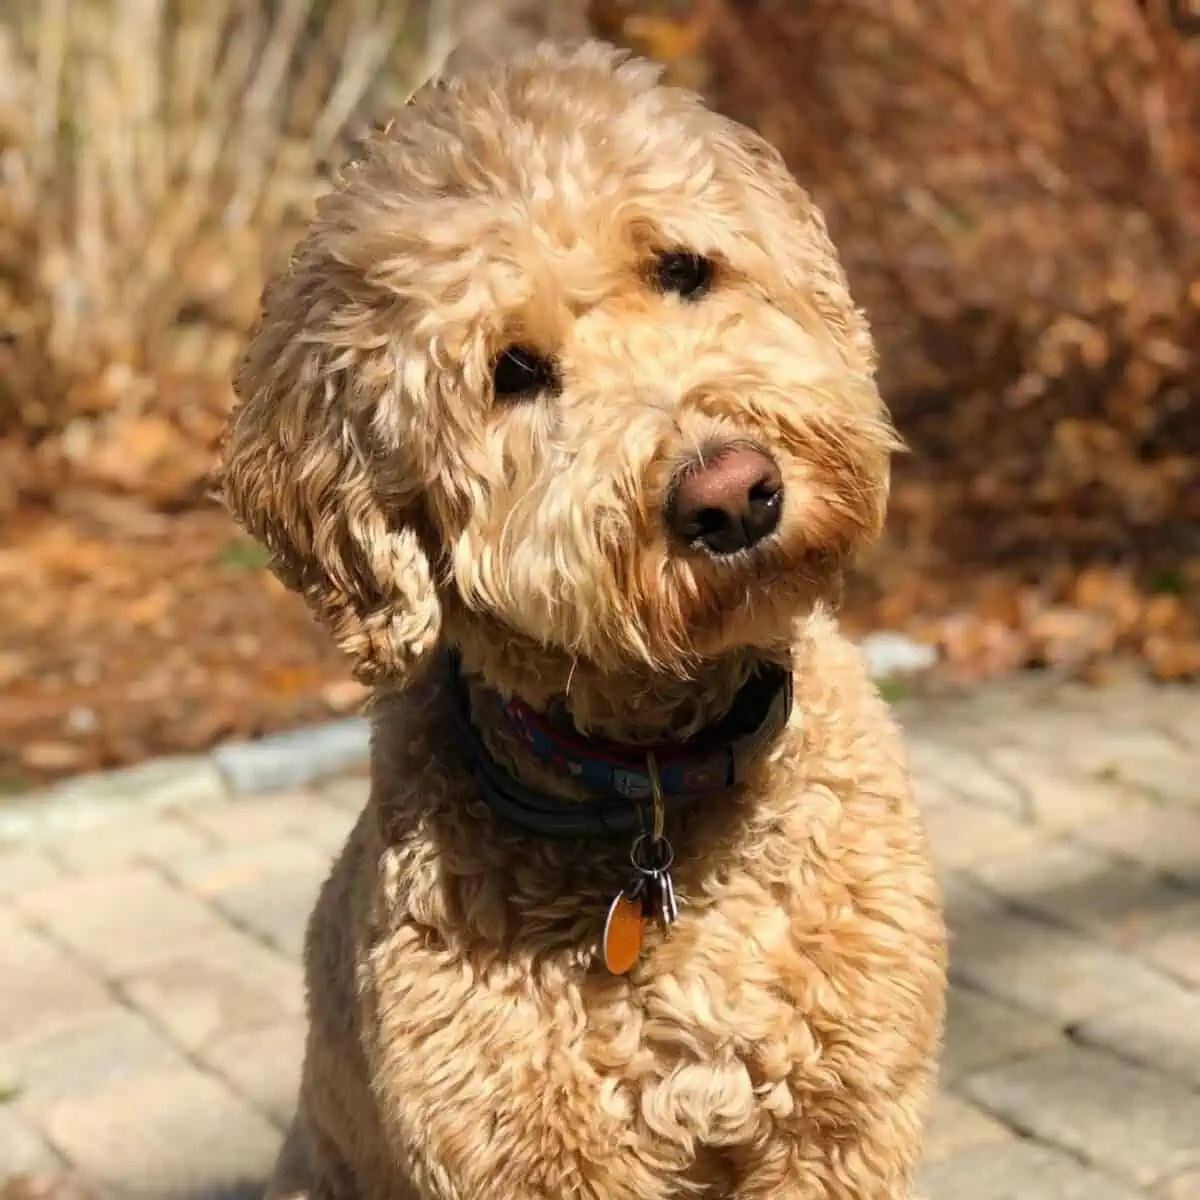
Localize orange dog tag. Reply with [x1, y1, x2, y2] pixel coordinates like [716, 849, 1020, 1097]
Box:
[603, 890, 645, 975]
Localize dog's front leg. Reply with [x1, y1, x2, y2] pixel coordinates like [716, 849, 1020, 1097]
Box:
[723, 1124, 924, 1200]
[729, 1173, 916, 1200]
[264, 1112, 317, 1200]
[264, 1107, 369, 1200]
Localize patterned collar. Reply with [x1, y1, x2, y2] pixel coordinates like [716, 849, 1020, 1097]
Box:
[445, 653, 793, 839]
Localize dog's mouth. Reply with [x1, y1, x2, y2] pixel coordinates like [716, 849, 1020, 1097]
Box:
[669, 541, 839, 641]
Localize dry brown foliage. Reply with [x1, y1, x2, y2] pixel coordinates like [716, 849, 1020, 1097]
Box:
[616, 0, 1200, 680]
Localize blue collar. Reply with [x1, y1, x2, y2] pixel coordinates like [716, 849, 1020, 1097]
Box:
[445, 654, 793, 839]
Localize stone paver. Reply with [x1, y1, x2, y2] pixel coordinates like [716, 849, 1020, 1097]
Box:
[182, 792, 357, 856]
[0, 756, 226, 843]
[212, 718, 369, 794]
[317, 774, 370, 814]
[963, 1043, 1200, 1187]
[968, 837, 1182, 941]
[170, 835, 332, 957]
[200, 1018, 307, 1129]
[13, 865, 237, 977]
[922, 1092, 1013, 1163]
[120, 927, 305, 1052]
[920, 1140, 1143, 1200]
[981, 745, 1149, 829]
[35, 1064, 280, 1199]
[1074, 985, 1200, 1088]
[1133, 901, 1200, 989]
[905, 736, 1026, 813]
[919, 802, 1044, 871]
[1159, 1170, 1200, 1200]
[1058, 726, 1197, 806]
[50, 811, 216, 873]
[0, 676, 1198, 1197]
[0, 1106, 63, 1176]
[0, 847, 64, 895]
[1076, 806, 1200, 889]
[938, 985, 1062, 1085]
[949, 902, 1183, 1024]
[0, 912, 112, 1044]
[3, 1006, 185, 1114]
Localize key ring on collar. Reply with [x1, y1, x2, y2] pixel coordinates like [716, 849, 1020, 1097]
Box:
[630, 832, 675, 874]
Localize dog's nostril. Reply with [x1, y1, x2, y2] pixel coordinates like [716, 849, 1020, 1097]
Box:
[749, 478, 781, 505]
[667, 448, 784, 556]
[693, 507, 730, 538]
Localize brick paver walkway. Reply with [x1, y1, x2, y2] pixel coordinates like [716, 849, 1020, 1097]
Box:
[2, 676, 1199, 1198]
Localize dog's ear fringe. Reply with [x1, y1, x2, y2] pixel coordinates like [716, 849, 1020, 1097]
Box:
[220, 288, 442, 687]
[724, 123, 880, 379]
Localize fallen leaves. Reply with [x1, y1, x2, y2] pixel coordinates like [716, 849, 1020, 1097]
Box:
[588, 0, 719, 88]
[0, 506, 352, 788]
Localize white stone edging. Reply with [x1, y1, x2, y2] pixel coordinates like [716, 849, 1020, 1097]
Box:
[0, 633, 936, 846]
[0, 718, 370, 846]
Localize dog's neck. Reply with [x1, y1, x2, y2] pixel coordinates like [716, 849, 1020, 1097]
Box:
[453, 636, 766, 748]
[451, 641, 784, 817]
[438, 610, 797, 822]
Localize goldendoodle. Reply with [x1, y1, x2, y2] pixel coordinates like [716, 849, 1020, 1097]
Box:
[222, 39, 946, 1200]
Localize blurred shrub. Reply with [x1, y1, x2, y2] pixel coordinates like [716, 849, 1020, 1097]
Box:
[0, 0, 445, 445]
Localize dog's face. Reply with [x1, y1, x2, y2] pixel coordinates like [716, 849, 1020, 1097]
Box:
[222, 41, 899, 685]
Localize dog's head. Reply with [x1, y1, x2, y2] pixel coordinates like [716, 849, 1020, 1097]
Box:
[222, 40, 899, 687]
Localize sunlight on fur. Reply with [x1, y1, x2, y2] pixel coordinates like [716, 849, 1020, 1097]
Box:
[221, 38, 945, 1200]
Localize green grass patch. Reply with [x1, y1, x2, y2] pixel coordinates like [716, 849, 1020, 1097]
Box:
[876, 676, 913, 704]
[217, 539, 272, 570]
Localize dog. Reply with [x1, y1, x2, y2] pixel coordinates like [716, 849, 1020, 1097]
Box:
[221, 39, 947, 1200]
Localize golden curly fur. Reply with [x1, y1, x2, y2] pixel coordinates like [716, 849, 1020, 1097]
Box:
[221, 39, 946, 1200]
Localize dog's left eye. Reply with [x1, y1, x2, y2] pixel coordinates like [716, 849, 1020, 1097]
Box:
[655, 251, 714, 300]
[492, 346, 557, 400]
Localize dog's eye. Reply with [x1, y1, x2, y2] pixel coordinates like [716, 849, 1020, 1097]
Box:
[655, 251, 714, 300]
[492, 346, 557, 400]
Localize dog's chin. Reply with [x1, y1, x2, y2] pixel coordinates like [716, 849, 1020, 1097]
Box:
[452, 527, 852, 685]
[605, 540, 842, 674]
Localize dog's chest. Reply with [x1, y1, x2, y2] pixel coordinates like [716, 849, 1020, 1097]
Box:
[367, 882, 854, 1200]
[362, 735, 942, 1200]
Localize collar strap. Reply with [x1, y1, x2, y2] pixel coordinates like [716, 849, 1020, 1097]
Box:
[445, 654, 793, 839]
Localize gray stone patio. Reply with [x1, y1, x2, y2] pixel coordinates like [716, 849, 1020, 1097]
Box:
[2, 675, 1199, 1198]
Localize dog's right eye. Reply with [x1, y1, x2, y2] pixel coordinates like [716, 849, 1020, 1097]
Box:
[654, 251, 713, 300]
[492, 346, 557, 400]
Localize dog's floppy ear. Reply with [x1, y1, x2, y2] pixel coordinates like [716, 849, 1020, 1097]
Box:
[221, 261, 442, 686]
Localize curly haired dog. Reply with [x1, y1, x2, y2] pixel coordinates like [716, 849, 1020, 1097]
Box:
[221, 39, 946, 1200]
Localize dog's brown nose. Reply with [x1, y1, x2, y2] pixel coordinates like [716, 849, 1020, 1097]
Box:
[667, 447, 783, 555]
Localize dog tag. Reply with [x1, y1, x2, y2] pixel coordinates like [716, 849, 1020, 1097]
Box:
[603, 887, 645, 975]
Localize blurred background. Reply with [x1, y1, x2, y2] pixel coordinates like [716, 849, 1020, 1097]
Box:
[0, 0, 1196, 789]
